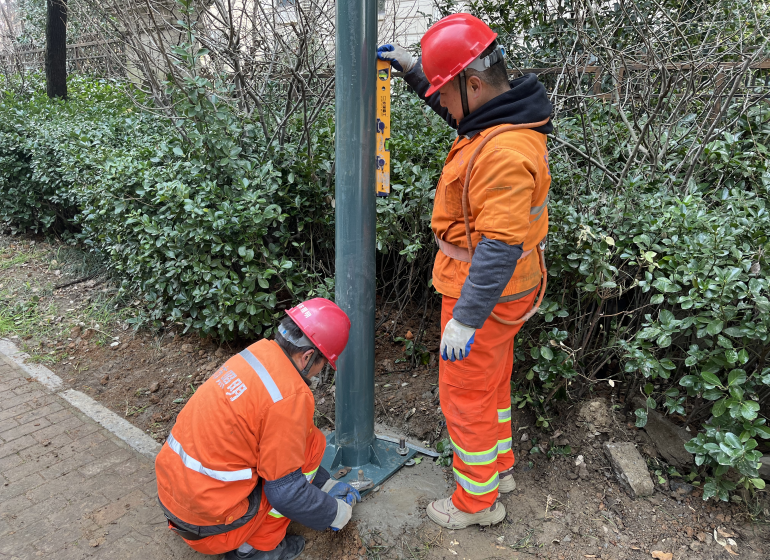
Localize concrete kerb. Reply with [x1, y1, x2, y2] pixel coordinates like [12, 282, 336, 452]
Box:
[0, 338, 161, 459]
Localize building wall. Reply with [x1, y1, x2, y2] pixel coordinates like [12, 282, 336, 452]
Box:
[376, 0, 438, 47]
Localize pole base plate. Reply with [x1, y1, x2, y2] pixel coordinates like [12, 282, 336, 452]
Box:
[321, 432, 417, 497]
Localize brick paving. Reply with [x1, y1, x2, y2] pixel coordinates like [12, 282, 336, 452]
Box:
[0, 352, 208, 559]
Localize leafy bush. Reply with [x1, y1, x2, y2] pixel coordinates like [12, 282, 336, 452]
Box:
[2, 43, 769, 501]
[0, 71, 443, 339]
[0, 71, 340, 337]
[515, 101, 770, 500]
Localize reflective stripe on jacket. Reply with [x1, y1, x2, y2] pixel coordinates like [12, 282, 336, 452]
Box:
[431, 125, 550, 300]
[155, 339, 316, 527]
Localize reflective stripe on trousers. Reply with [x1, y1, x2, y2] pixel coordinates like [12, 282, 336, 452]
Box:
[497, 407, 513, 455]
[497, 437, 513, 455]
[497, 407, 511, 423]
[450, 439, 498, 466]
[452, 469, 500, 496]
[267, 468, 320, 518]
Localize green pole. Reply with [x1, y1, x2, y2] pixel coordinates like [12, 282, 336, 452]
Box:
[334, 0, 378, 466]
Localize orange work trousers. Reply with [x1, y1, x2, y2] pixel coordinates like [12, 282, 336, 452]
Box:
[439, 289, 536, 513]
[180, 427, 327, 555]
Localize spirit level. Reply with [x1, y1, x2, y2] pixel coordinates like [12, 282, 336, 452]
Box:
[376, 59, 391, 197]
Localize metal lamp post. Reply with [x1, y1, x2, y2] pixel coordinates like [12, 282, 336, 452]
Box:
[321, 0, 415, 489]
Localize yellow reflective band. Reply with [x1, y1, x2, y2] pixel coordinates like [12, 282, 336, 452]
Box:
[498, 437, 513, 455]
[269, 468, 319, 518]
[497, 407, 511, 423]
[450, 438, 498, 466]
[452, 468, 499, 496]
[304, 467, 319, 483]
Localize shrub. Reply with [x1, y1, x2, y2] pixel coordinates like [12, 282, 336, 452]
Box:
[1, 68, 768, 500]
[517, 102, 770, 500]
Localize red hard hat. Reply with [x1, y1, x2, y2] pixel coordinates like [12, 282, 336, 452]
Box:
[286, 298, 350, 370]
[421, 13, 497, 96]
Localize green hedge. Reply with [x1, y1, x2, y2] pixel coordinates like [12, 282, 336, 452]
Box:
[529, 105, 770, 500]
[0, 75, 339, 335]
[1, 73, 769, 501]
[0, 74, 442, 338]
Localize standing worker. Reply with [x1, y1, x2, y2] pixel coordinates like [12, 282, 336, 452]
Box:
[155, 298, 361, 560]
[378, 13, 552, 529]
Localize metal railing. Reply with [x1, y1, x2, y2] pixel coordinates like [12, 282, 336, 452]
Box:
[0, 39, 126, 77]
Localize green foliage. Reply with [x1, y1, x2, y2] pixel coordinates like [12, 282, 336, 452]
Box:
[2, 0, 770, 500]
[523, 100, 770, 500]
[434, 438, 454, 466]
[11, 0, 108, 47]
[0, 64, 443, 341]
[393, 336, 431, 365]
[0, 70, 336, 338]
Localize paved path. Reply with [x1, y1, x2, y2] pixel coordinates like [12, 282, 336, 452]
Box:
[0, 350, 207, 559]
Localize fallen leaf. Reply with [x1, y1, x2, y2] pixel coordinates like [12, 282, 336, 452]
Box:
[714, 529, 727, 546]
[448, 549, 457, 555]
[651, 552, 673, 560]
[724, 544, 739, 556]
[717, 527, 735, 539]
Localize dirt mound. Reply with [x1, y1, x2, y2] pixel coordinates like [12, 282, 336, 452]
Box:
[578, 398, 613, 432]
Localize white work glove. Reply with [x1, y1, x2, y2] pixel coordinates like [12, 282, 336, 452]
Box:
[440, 318, 477, 361]
[376, 44, 417, 73]
[330, 499, 353, 531]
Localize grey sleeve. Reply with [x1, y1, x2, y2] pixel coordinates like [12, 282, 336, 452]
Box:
[402, 57, 458, 130]
[452, 237, 523, 329]
[263, 469, 337, 531]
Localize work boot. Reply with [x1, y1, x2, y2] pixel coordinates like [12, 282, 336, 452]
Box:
[426, 497, 506, 529]
[223, 536, 305, 560]
[498, 468, 517, 494]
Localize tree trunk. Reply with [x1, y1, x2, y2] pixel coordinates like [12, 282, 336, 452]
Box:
[45, 0, 67, 99]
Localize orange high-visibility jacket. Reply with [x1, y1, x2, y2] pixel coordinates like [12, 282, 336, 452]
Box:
[155, 339, 316, 526]
[431, 126, 550, 300]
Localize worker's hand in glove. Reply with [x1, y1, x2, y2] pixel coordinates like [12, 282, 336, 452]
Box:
[376, 44, 417, 73]
[330, 499, 353, 531]
[440, 318, 476, 361]
[321, 479, 361, 506]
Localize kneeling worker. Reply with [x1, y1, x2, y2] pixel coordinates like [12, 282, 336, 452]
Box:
[155, 298, 360, 560]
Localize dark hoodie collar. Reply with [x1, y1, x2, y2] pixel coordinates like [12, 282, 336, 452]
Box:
[457, 73, 553, 138]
